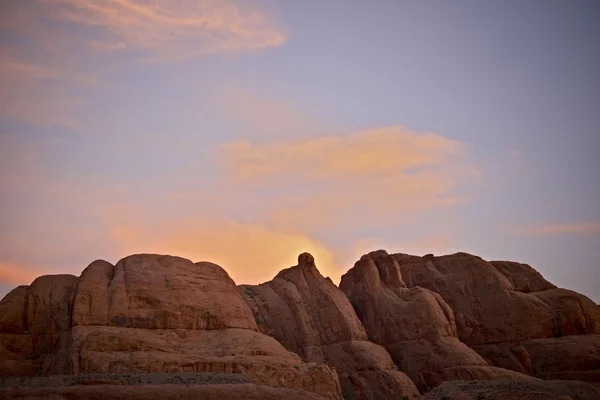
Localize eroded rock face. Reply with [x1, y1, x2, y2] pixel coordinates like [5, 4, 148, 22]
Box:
[339, 250, 534, 392]
[393, 251, 600, 382]
[241, 253, 419, 399]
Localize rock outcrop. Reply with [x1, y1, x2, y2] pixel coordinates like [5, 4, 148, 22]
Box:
[0, 254, 342, 400]
[338, 250, 533, 392]
[240, 253, 419, 399]
[393, 252, 600, 382]
[1, 249, 599, 399]
[0, 275, 78, 376]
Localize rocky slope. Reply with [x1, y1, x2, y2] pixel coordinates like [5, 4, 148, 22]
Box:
[1, 250, 599, 399]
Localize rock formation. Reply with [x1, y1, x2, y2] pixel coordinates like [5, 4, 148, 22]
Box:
[1, 249, 599, 399]
[240, 253, 419, 399]
[393, 252, 600, 382]
[0, 254, 341, 399]
[338, 250, 534, 392]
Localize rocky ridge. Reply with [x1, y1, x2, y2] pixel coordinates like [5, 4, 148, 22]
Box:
[1, 250, 598, 399]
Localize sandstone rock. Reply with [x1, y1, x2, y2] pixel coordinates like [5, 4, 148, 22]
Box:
[394, 252, 600, 345]
[67, 254, 342, 399]
[72, 255, 257, 331]
[0, 286, 28, 334]
[67, 324, 340, 397]
[0, 254, 342, 399]
[490, 260, 556, 293]
[474, 334, 600, 382]
[0, 275, 77, 376]
[340, 250, 533, 392]
[421, 379, 600, 400]
[2, 249, 598, 399]
[241, 253, 419, 399]
[392, 251, 600, 383]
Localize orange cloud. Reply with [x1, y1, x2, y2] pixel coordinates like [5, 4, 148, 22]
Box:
[221, 126, 466, 180]
[46, 0, 286, 60]
[519, 222, 600, 236]
[217, 126, 477, 231]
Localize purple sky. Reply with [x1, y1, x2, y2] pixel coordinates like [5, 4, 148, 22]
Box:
[1, 0, 599, 302]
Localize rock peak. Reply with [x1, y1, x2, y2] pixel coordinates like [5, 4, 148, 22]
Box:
[298, 252, 315, 268]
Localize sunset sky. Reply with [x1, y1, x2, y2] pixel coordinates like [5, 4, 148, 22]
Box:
[1, 0, 599, 302]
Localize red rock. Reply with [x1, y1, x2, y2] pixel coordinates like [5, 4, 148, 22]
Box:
[393, 251, 600, 382]
[67, 254, 342, 399]
[72, 255, 258, 331]
[241, 253, 419, 399]
[340, 250, 534, 391]
[0, 275, 77, 376]
[421, 379, 600, 400]
[490, 261, 556, 293]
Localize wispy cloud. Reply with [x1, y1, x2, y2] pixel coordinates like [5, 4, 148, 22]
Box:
[0, 0, 286, 125]
[520, 222, 600, 236]
[45, 0, 286, 61]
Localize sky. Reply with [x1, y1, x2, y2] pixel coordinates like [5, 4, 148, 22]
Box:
[0, 0, 599, 302]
